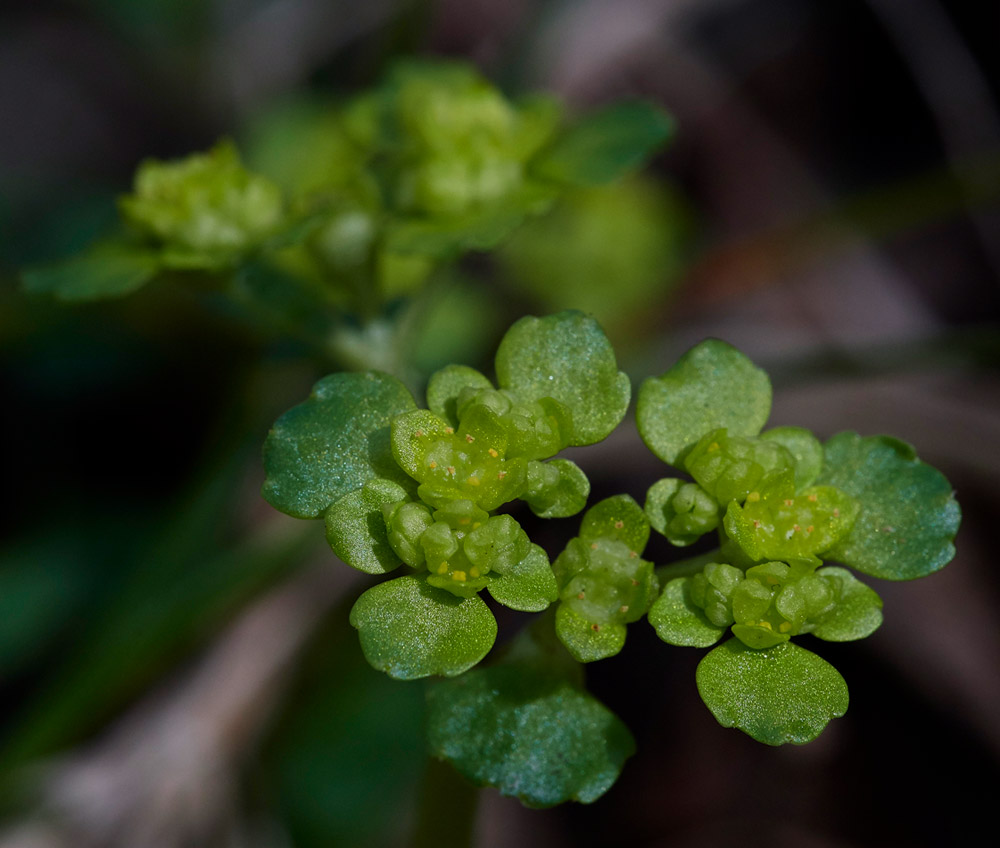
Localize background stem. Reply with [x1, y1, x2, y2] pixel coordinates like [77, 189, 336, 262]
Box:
[411, 757, 479, 848]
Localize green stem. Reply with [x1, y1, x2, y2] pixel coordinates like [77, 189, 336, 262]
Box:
[655, 549, 720, 583]
[411, 756, 479, 848]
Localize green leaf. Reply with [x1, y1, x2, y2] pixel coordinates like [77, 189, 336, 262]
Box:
[486, 544, 558, 612]
[637, 339, 772, 467]
[425, 661, 635, 807]
[555, 604, 626, 663]
[384, 203, 536, 259]
[810, 567, 883, 641]
[648, 578, 726, 647]
[817, 432, 961, 580]
[523, 459, 590, 518]
[533, 101, 673, 186]
[761, 426, 824, 490]
[22, 242, 160, 302]
[695, 638, 849, 745]
[324, 479, 409, 574]
[349, 575, 497, 680]
[579, 494, 649, 553]
[262, 372, 416, 519]
[426, 364, 493, 426]
[495, 311, 630, 446]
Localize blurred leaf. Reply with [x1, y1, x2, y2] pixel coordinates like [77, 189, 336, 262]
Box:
[22, 242, 160, 302]
[411, 277, 505, 375]
[241, 96, 366, 198]
[384, 209, 528, 259]
[264, 611, 425, 848]
[426, 659, 634, 807]
[497, 178, 690, 329]
[533, 101, 673, 186]
[696, 638, 848, 745]
[818, 432, 961, 580]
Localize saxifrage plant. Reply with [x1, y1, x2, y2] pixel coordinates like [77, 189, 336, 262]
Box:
[21, 53, 960, 816]
[263, 312, 961, 806]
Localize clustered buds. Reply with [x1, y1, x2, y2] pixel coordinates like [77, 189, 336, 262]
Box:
[689, 559, 853, 649]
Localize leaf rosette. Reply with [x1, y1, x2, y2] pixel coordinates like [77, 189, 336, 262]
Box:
[639, 338, 959, 744]
[262, 310, 629, 678]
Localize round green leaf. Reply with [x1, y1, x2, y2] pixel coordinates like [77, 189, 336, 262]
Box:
[817, 432, 961, 580]
[579, 494, 649, 553]
[324, 479, 409, 575]
[555, 604, 626, 663]
[486, 544, 558, 612]
[637, 339, 772, 467]
[810, 567, 883, 642]
[349, 575, 497, 680]
[648, 578, 726, 647]
[426, 364, 493, 426]
[695, 638, 849, 745]
[761, 426, 824, 490]
[426, 662, 635, 807]
[494, 311, 630, 446]
[262, 372, 416, 518]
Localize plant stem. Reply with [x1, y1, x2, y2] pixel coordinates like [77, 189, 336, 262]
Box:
[411, 756, 479, 848]
[655, 549, 720, 583]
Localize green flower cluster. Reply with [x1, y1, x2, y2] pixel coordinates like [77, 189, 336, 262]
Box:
[683, 559, 881, 649]
[262, 311, 630, 679]
[359, 62, 560, 217]
[119, 140, 284, 270]
[23, 60, 671, 316]
[552, 496, 658, 662]
[637, 339, 961, 744]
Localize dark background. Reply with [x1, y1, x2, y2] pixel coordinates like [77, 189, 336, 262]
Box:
[1, 1, 998, 846]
